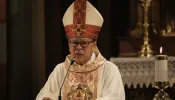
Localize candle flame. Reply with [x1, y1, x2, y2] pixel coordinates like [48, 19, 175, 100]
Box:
[160, 46, 162, 54]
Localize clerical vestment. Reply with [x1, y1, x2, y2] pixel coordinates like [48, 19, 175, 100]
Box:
[36, 52, 125, 100]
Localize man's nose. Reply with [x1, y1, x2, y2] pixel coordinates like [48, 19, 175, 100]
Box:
[76, 44, 83, 49]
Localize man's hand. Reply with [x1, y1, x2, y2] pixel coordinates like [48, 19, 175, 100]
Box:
[42, 97, 52, 100]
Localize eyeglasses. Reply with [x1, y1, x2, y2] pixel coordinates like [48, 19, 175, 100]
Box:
[68, 40, 96, 48]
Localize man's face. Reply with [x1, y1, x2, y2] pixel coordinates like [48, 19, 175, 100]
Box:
[68, 37, 96, 65]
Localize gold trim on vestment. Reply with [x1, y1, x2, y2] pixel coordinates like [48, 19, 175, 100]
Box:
[62, 52, 106, 100]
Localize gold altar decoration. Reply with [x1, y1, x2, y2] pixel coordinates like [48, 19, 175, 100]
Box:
[153, 82, 172, 100]
[139, 0, 153, 57]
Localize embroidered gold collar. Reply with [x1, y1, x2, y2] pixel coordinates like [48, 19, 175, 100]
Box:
[64, 52, 106, 73]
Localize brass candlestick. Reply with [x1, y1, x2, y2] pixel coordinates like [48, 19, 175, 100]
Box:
[139, 0, 153, 57]
[153, 82, 171, 100]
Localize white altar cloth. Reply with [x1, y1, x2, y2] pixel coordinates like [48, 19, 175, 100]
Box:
[110, 57, 175, 88]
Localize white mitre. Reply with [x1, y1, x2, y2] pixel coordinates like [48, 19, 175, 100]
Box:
[62, 0, 104, 39]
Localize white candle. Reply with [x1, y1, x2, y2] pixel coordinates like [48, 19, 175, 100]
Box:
[155, 47, 168, 82]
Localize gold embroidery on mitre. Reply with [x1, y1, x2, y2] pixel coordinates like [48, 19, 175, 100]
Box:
[64, 24, 101, 38]
[73, 0, 86, 24]
[73, 24, 86, 36]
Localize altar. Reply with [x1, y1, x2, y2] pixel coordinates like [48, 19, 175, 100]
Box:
[110, 57, 175, 100]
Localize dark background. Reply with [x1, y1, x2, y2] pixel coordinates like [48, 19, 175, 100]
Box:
[0, 0, 174, 100]
[5, 0, 129, 100]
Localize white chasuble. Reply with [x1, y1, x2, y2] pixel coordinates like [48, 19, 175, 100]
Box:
[36, 52, 125, 100]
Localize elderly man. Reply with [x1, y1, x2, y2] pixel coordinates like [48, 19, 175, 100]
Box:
[36, 0, 125, 100]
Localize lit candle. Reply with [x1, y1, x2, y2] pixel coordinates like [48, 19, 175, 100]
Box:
[155, 47, 168, 82]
